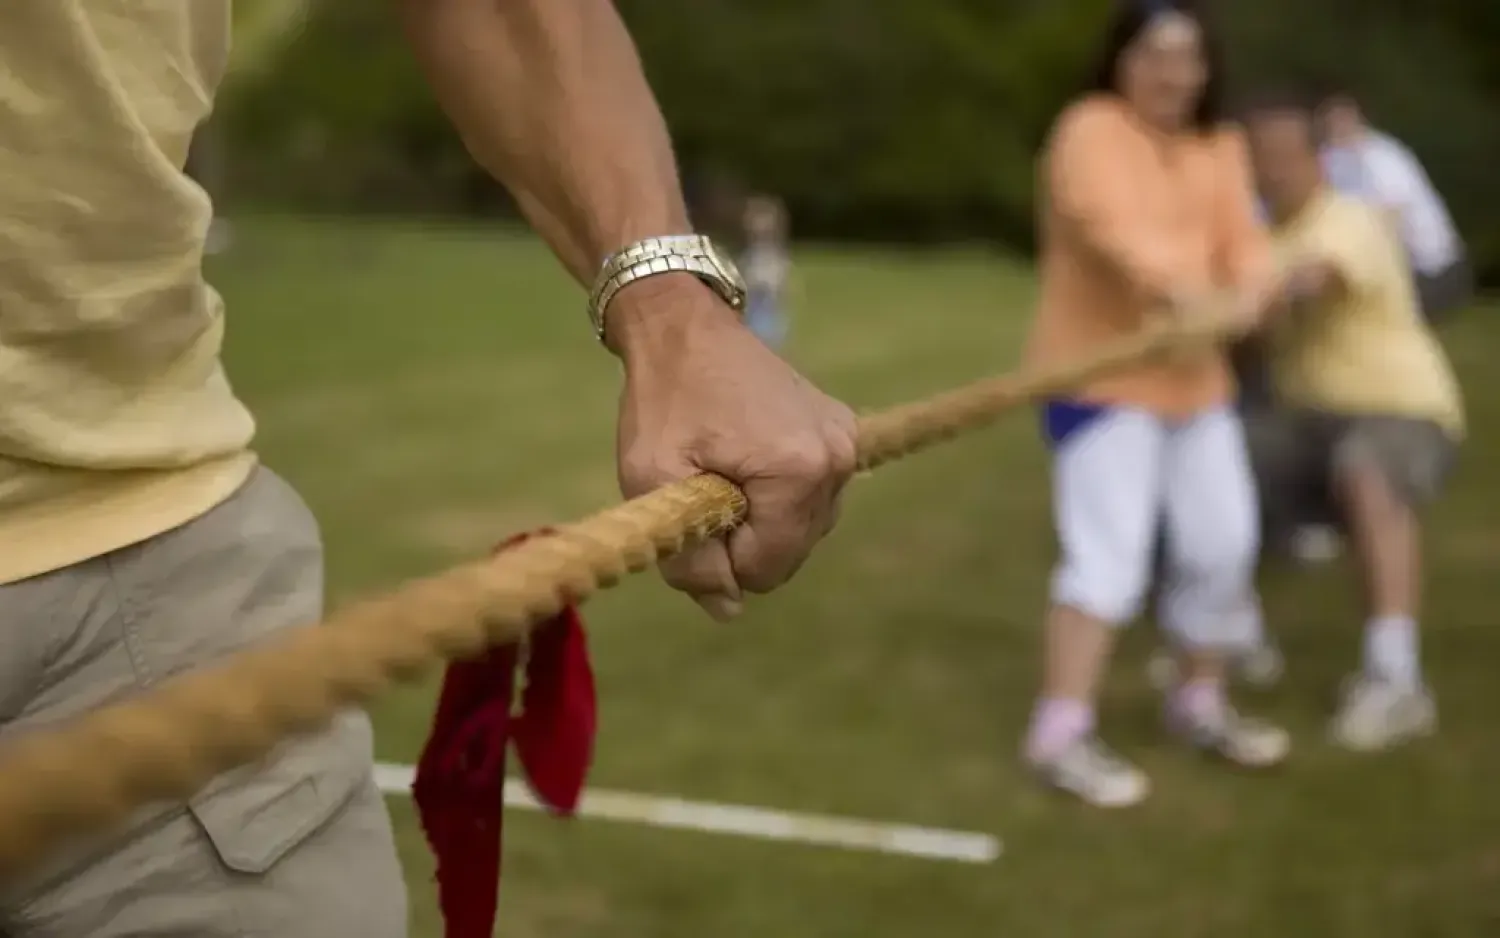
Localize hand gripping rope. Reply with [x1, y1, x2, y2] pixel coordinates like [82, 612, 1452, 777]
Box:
[0, 313, 1238, 879]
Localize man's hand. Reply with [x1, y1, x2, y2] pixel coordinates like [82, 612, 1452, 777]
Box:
[610, 275, 858, 620]
[400, 0, 858, 615]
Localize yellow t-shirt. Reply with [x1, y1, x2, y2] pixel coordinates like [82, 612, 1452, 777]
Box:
[1268, 190, 1465, 437]
[0, 1, 257, 586]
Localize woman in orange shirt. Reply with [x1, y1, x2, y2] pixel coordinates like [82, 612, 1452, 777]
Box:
[1021, 0, 1287, 807]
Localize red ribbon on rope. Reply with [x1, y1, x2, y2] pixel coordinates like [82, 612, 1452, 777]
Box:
[412, 530, 598, 938]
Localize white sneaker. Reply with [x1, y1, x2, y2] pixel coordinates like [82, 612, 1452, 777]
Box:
[1330, 675, 1437, 751]
[1027, 736, 1150, 808]
[1170, 704, 1291, 768]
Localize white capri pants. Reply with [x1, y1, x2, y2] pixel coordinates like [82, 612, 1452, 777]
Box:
[1047, 404, 1263, 651]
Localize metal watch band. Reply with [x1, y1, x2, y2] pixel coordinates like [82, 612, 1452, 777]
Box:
[587, 235, 747, 344]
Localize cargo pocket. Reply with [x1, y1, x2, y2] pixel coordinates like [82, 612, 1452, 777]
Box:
[188, 708, 374, 874]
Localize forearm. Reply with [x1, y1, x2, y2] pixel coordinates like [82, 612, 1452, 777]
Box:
[1050, 118, 1183, 306]
[1230, 242, 1281, 324]
[1078, 223, 1183, 305]
[1215, 135, 1281, 318]
[400, 0, 691, 287]
[1220, 203, 1277, 301]
[1054, 169, 1181, 302]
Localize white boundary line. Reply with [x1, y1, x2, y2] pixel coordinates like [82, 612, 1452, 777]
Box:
[373, 762, 999, 864]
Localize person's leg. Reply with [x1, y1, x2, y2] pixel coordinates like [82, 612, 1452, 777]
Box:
[1232, 405, 1330, 679]
[0, 468, 407, 938]
[1158, 408, 1289, 768]
[1025, 407, 1163, 808]
[1242, 403, 1344, 565]
[1242, 405, 1309, 556]
[1328, 416, 1455, 750]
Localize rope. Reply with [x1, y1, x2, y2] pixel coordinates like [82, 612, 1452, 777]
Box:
[0, 312, 1236, 879]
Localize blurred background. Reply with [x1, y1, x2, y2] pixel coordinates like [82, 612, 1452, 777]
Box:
[208, 2, 1500, 937]
[219, 0, 1500, 274]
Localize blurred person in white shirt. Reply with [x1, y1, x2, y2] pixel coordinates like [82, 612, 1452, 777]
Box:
[1318, 89, 1472, 325]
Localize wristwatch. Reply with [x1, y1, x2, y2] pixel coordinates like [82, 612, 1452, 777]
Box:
[586, 235, 747, 344]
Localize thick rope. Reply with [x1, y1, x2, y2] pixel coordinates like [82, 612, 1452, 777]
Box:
[0, 313, 1235, 878]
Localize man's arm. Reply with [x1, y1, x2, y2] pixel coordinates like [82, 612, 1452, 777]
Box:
[1214, 130, 1280, 312]
[1362, 141, 1426, 235]
[397, 0, 859, 618]
[1048, 103, 1184, 308]
[398, 0, 698, 333]
[1281, 207, 1393, 310]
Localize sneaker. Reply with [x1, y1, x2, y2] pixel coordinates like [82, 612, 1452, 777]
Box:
[1330, 675, 1437, 751]
[1027, 736, 1150, 808]
[1169, 704, 1290, 767]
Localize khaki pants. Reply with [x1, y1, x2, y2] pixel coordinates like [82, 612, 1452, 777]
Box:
[1244, 409, 1458, 547]
[0, 468, 407, 937]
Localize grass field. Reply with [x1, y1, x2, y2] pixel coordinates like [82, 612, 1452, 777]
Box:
[213, 216, 1500, 938]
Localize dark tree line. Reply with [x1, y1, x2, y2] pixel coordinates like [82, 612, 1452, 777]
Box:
[221, 0, 1500, 282]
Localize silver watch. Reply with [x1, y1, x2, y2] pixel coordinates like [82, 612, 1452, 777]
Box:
[586, 235, 747, 344]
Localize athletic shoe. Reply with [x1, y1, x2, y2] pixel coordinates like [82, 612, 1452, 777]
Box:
[1168, 704, 1291, 767]
[1330, 675, 1437, 751]
[1027, 736, 1150, 808]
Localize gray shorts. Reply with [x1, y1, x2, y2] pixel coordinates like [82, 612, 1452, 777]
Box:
[0, 468, 407, 937]
[1245, 409, 1458, 532]
[1415, 257, 1473, 324]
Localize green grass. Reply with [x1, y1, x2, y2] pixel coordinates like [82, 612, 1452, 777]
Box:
[215, 216, 1500, 938]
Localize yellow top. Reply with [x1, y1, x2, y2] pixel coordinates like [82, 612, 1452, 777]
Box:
[1267, 189, 1464, 436]
[0, 1, 257, 586]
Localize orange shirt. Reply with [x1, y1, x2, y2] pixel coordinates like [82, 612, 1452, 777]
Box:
[1026, 94, 1273, 417]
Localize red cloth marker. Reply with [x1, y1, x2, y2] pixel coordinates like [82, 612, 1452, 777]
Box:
[412, 531, 597, 938]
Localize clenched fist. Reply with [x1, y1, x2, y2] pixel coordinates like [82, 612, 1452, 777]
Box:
[608, 273, 858, 620]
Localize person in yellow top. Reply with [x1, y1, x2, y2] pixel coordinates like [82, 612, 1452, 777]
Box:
[0, 1, 859, 934]
[1242, 89, 1463, 752]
